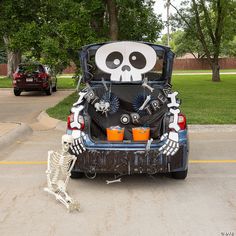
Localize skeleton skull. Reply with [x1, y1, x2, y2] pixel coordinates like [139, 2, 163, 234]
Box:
[95, 41, 157, 82]
[61, 134, 74, 153]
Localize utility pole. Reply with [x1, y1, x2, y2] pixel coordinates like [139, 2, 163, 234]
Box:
[166, 0, 170, 47]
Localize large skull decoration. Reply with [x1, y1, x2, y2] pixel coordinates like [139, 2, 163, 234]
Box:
[95, 41, 157, 82]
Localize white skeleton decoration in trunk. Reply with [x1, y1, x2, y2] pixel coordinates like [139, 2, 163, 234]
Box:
[70, 92, 87, 155]
[159, 91, 180, 156]
[44, 134, 80, 212]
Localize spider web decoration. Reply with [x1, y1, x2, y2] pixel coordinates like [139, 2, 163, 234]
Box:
[101, 92, 120, 114]
[132, 94, 152, 116]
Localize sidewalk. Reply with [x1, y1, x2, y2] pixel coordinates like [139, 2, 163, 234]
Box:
[0, 123, 19, 137]
[0, 122, 32, 151]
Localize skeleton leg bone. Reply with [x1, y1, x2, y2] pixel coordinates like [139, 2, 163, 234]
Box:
[169, 108, 180, 131]
[106, 178, 122, 184]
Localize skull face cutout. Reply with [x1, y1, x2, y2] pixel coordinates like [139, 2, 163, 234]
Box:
[95, 41, 157, 82]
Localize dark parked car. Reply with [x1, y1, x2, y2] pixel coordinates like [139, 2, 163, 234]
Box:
[67, 41, 189, 180]
[13, 63, 57, 96]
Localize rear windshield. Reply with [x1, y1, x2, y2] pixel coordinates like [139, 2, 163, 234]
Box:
[17, 64, 45, 73]
[85, 46, 165, 82]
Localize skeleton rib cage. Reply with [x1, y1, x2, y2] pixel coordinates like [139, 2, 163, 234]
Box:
[47, 151, 76, 188]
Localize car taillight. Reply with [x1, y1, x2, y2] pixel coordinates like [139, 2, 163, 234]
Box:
[13, 73, 23, 79]
[67, 113, 85, 131]
[178, 114, 187, 130]
[38, 72, 48, 79]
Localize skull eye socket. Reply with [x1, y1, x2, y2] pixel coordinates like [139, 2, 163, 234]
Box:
[129, 52, 146, 69]
[106, 51, 123, 69]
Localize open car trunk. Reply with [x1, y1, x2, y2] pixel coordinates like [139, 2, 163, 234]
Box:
[86, 83, 168, 142]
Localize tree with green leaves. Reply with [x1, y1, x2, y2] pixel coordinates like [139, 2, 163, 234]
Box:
[159, 31, 209, 58]
[0, 0, 163, 77]
[171, 0, 236, 82]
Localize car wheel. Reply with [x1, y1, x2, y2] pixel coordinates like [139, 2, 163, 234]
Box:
[45, 84, 52, 95]
[70, 170, 84, 179]
[14, 88, 21, 96]
[52, 83, 57, 92]
[171, 169, 188, 180]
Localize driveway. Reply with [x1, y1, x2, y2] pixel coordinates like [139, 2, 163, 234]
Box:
[0, 89, 73, 124]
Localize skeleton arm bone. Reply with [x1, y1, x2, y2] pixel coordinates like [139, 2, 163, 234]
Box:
[70, 105, 84, 129]
[73, 91, 87, 106]
[142, 77, 154, 92]
[169, 108, 180, 132]
[46, 151, 54, 189]
[139, 95, 151, 110]
[64, 155, 77, 191]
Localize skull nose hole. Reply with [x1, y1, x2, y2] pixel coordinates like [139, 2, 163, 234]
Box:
[121, 65, 131, 72]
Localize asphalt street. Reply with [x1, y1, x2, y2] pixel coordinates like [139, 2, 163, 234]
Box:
[0, 88, 236, 236]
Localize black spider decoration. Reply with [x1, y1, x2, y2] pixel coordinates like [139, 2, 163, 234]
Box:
[101, 92, 120, 114]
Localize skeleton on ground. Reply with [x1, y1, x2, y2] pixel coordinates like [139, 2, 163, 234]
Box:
[44, 134, 80, 212]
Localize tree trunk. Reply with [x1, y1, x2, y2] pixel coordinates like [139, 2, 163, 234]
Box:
[106, 0, 118, 40]
[7, 51, 21, 78]
[211, 60, 220, 82]
[3, 36, 21, 78]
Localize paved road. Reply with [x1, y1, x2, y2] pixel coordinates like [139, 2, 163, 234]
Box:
[0, 89, 73, 124]
[0, 88, 236, 236]
[0, 132, 236, 236]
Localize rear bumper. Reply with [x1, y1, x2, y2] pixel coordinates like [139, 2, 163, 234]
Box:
[70, 130, 189, 175]
[13, 81, 49, 90]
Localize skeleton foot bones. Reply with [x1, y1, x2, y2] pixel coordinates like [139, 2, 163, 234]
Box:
[44, 134, 80, 212]
[159, 92, 180, 156]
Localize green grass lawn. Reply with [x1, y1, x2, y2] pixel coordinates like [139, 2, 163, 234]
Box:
[46, 74, 236, 124]
[172, 74, 236, 124]
[0, 76, 76, 89]
[0, 77, 12, 88]
[47, 92, 78, 121]
[57, 77, 76, 89]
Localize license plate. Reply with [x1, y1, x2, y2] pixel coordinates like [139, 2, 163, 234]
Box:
[26, 78, 33, 82]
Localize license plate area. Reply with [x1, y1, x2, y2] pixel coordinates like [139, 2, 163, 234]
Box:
[26, 78, 34, 82]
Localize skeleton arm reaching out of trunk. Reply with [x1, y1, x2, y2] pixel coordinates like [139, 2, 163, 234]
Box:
[159, 92, 180, 156]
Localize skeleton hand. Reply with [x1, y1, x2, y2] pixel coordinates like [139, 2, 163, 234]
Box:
[159, 131, 179, 156]
[70, 132, 86, 155]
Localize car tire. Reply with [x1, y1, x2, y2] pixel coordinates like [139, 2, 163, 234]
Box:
[45, 84, 52, 95]
[52, 83, 57, 92]
[70, 171, 84, 179]
[14, 88, 21, 96]
[171, 169, 188, 180]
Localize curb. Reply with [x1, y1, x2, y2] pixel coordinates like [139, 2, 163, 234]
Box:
[0, 123, 33, 151]
[37, 111, 66, 132]
[188, 125, 236, 133]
